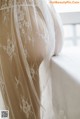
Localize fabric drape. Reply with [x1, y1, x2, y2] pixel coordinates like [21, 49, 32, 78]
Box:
[0, 0, 63, 119]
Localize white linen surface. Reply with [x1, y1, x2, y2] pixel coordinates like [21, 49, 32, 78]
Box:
[50, 46, 80, 119]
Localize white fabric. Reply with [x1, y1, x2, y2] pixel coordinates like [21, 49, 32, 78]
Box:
[50, 47, 80, 119]
[0, 0, 63, 119]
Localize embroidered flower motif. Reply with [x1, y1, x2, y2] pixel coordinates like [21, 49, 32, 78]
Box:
[39, 32, 49, 43]
[8, 0, 13, 6]
[20, 96, 32, 118]
[18, 7, 25, 22]
[2, 9, 9, 23]
[1, 0, 8, 8]
[30, 63, 38, 80]
[25, 21, 31, 28]
[0, 39, 16, 60]
[24, 49, 29, 59]
[0, 0, 17, 8]
[17, 7, 31, 35]
[15, 77, 20, 87]
[6, 39, 15, 59]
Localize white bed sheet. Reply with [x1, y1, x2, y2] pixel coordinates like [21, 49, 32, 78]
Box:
[51, 46, 80, 119]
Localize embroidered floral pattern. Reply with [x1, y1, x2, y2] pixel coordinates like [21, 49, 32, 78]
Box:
[5, 39, 15, 59]
[0, 0, 39, 9]
[38, 31, 49, 43]
[20, 96, 32, 118]
[30, 63, 38, 80]
[15, 77, 20, 87]
[17, 6, 31, 35]
[2, 8, 10, 23]
[24, 49, 29, 59]
[0, 39, 16, 60]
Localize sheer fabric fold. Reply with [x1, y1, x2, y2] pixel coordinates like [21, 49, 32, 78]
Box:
[0, 0, 63, 119]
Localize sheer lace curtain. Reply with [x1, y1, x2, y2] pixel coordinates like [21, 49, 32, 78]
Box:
[0, 0, 63, 119]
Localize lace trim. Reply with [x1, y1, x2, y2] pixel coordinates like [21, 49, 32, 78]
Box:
[0, 0, 39, 10]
